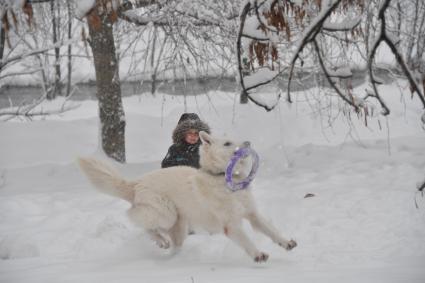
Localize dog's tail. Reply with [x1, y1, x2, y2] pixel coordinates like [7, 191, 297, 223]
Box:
[78, 157, 136, 203]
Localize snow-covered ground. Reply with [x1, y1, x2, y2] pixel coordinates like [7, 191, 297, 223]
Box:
[1, 81, 425, 283]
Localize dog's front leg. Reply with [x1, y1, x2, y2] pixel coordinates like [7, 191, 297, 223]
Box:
[224, 224, 269, 262]
[247, 212, 297, 251]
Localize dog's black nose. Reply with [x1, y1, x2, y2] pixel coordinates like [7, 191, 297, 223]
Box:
[243, 141, 251, 148]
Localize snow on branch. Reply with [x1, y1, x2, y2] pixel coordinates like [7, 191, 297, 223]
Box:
[367, 0, 425, 116]
[116, 11, 167, 26]
[323, 16, 361, 32]
[313, 39, 360, 111]
[1, 0, 34, 46]
[367, 30, 390, 116]
[238, 0, 357, 110]
[0, 95, 81, 122]
[75, 0, 161, 19]
[0, 38, 80, 70]
[76, 0, 237, 28]
[327, 66, 352, 79]
[237, 0, 371, 111]
[237, 0, 424, 127]
[243, 16, 269, 41]
[75, 0, 97, 19]
[286, 0, 343, 103]
[236, 0, 285, 111]
[117, 1, 239, 27]
[244, 68, 279, 90]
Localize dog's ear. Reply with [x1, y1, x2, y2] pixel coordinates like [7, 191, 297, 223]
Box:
[199, 131, 213, 145]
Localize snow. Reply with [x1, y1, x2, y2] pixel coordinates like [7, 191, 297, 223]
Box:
[0, 0, 26, 25]
[323, 16, 362, 31]
[243, 16, 269, 41]
[1, 81, 425, 283]
[0, 0, 25, 10]
[75, 0, 96, 19]
[243, 68, 278, 89]
[327, 66, 352, 78]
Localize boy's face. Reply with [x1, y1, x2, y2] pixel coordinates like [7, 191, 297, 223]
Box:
[184, 129, 199, 144]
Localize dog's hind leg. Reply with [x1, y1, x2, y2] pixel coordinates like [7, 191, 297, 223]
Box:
[169, 215, 188, 248]
[224, 223, 269, 262]
[247, 212, 297, 251]
[127, 193, 178, 249]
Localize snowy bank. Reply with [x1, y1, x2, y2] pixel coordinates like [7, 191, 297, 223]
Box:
[0, 81, 424, 283]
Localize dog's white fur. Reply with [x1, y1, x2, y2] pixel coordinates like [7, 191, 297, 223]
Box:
[78, 131, 296, 262]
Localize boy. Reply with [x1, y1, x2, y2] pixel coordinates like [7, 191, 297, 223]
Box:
[161, 113, 211, 169]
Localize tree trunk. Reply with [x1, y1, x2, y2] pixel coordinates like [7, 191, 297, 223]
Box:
[49, 0, 61, 99]
[0, 23, 5, 73]
[66, 0, 72, 97]
[150, 26, 157, 95]
[240, 91, 248, 104]
[88, 11, 126, 163]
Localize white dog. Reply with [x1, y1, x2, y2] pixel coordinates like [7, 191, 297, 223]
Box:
[78, 131, 296, 262]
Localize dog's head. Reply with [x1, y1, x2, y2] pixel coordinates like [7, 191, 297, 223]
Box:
[199, 131, 252, 176]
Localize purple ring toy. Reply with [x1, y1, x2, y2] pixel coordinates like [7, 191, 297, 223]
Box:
[225, 147, 260, 192]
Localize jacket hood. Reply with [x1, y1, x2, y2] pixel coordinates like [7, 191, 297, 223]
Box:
[172, 118, 211, 144]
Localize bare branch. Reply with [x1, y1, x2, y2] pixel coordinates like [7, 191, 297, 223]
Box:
[236, 1, 282, 111]
[0, 99, 81, 121]
[367, 30, 390, 116]
[367, 0, 424, 116]
[237, 1, 251, 102]
[313, 39, 360, 111]
[0, 67, 41, 80]
[0, 38, 80, 70]
[27, 0, 52, 3]
[419, 180, 425, 192]
[287, 0, 343, 103]
[383, 36, 425, 108]
[118, 1, 238, 27]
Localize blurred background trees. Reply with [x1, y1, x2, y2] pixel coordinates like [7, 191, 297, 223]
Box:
[1, 0, 424, 162]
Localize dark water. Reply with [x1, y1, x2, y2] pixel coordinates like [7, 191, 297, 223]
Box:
[0, 71, 373, 109]
[0, 77, 238, 109]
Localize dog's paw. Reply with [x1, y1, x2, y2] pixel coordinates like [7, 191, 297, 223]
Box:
[155, 239, 170, 249]
[279, 239, 297, 251]
[283, 239, 297, 251]
[287, 239, 297, 250]
[254, 252, 269, 263]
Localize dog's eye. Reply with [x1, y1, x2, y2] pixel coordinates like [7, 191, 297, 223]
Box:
[224, 142, 232, 146]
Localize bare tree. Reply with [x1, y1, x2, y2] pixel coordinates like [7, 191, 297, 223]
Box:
[0, 0, 79, 99]
[76, 0, 241, 162]
[1, 0, 241, 162]
[115, 0, 240, 93]
[237, 0, 425, 121]
[7, 0, 423, 163]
